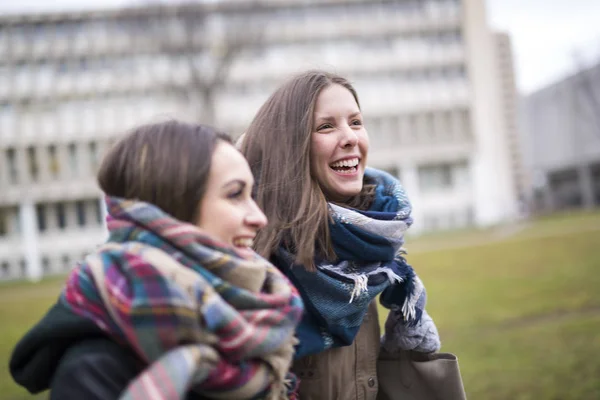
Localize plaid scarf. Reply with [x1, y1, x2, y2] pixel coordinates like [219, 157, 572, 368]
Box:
[61, 197, 304, 400]
[274, 168, 426, 358]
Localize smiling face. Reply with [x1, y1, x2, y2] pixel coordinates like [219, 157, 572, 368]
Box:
[195, 141, 268, 258]
[310, 84, 369, 203]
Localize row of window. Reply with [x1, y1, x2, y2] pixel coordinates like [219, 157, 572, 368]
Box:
[0, 3, 463, 77]
[0, 101, 157, 140]
[256, 34, 463, 67]
[0, 63, 467, 117]
[0, 251, 88, 280]
[418, 161, 470, 192]
[266, 0, 461, 21]
[371, 160, 470, 194]
[1, 141, 106, 185]
[0, 49, 465, 104]
[0, 199, 104, 237]
[1, 158, 469, 234]
[421, 207, 474, 231]
[36, 199, 104, 232]
[0, 66, 469, 140]
[0, 26, 464, 71]
[0, 206, 16, 236]
[342, 164, 473, 230]
[366, 109, 471, 147]
[0, 0, 461, 42]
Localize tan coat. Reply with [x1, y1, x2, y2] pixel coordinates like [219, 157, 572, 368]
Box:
[291, 301, 381, 400]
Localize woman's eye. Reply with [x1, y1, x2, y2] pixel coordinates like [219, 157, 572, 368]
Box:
[318, 124, 333, 131]
[227, 189, 244, 199]
[351, 119, 362, 126]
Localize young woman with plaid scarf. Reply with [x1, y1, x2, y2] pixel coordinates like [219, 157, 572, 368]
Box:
[10, 120, 304, 400]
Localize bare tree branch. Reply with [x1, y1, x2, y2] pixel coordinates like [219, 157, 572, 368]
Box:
[132, 1, 264, 125]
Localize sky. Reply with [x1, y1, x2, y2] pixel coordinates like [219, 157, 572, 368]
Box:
[486, 0, 600, 94]
[1, 0, 600, 95]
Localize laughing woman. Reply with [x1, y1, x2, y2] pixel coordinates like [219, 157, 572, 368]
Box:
[10, 121, 303, 400]
[239, 70, 442, 400]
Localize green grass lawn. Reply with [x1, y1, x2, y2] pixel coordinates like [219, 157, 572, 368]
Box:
[0, 277, 64, 400]
[2, 211, 600, 399]
[393, 211, 600, 399]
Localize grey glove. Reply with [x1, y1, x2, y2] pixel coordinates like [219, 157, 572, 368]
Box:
[381, 309, 441, 354]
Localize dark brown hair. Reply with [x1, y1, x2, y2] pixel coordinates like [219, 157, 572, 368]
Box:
[98, 120, 231, 223]
[240, 70, 373, 270]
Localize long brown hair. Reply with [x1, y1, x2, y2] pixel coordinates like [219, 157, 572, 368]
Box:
[98, 120, 231, 223]
[240, 70, 368, 270]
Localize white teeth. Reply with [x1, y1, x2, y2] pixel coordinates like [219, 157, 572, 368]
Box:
[330, 158, 359, 168]
[335, 167, 357, 175]
[233, 238, 253, 248]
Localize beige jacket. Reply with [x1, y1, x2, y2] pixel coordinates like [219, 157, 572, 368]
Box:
[291, 301, 381, 400]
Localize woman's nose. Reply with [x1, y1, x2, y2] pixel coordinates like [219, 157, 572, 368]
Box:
[340, 124, 358, 148]
[245, 201, 268, 229]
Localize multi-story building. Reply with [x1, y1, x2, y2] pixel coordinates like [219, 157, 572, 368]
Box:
[493, 32, 527, 214]
[0, 0, 519, 281]
[521, 60, 600, 212]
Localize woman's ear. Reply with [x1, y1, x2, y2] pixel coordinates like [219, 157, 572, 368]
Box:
[235, 132, 246, 150]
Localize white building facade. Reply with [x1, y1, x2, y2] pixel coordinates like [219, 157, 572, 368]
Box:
[493, 32, 527, 214]
[0, 0, 519, 281]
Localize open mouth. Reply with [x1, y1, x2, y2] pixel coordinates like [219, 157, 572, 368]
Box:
[233, 238, 254, 249]
[329, 157, 360, 175]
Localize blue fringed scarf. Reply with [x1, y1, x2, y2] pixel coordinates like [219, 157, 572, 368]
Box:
[274, 168, 426, 359]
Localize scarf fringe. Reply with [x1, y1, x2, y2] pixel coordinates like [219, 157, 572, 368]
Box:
[401, 276, 424, 325]
[349, 274, 368, 304]
[318, 263, 406, 304]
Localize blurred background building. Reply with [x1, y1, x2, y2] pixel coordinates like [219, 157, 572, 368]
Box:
[521, 60, 600, 213]
[0, 0, 522, 281]
[493, 32, 528, 214]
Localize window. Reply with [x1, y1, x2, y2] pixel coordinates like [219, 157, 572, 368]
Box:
[366, 118, 381, 140]
[19, 259, 26, 277]
[416, 114, 429, 142]
[7, 207, 20, 234]
[452, 109, 471, 139]
[408, 114, 419, 142]
[56, 202, 66, 229]
[57, 60, 68, 74]
[27, 146, 40, 181]
[383, 166, 399, 178]
[68, 143, 78, 175]
[441, 111, 452, 140]
[1, 261, 9, 278]
[62, 254, 71, 271]
[0, 208, 6, 236]
[36, 204, 47, 232]
[454, 161, 470, 188]
[418, 161, 470, 192]
[42, 257, 50, 274]
[378, 118, 392, 147]
[418, 164, 453, 192]
[48, 145, 60, 177]
[89, 141, 99, 171]
[0, 101, 14, 120]
[424, 113, 435, 140]
[94, 200, 103, 224]
[6, 148, 17, 184]
[76, 201, 86, 227]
